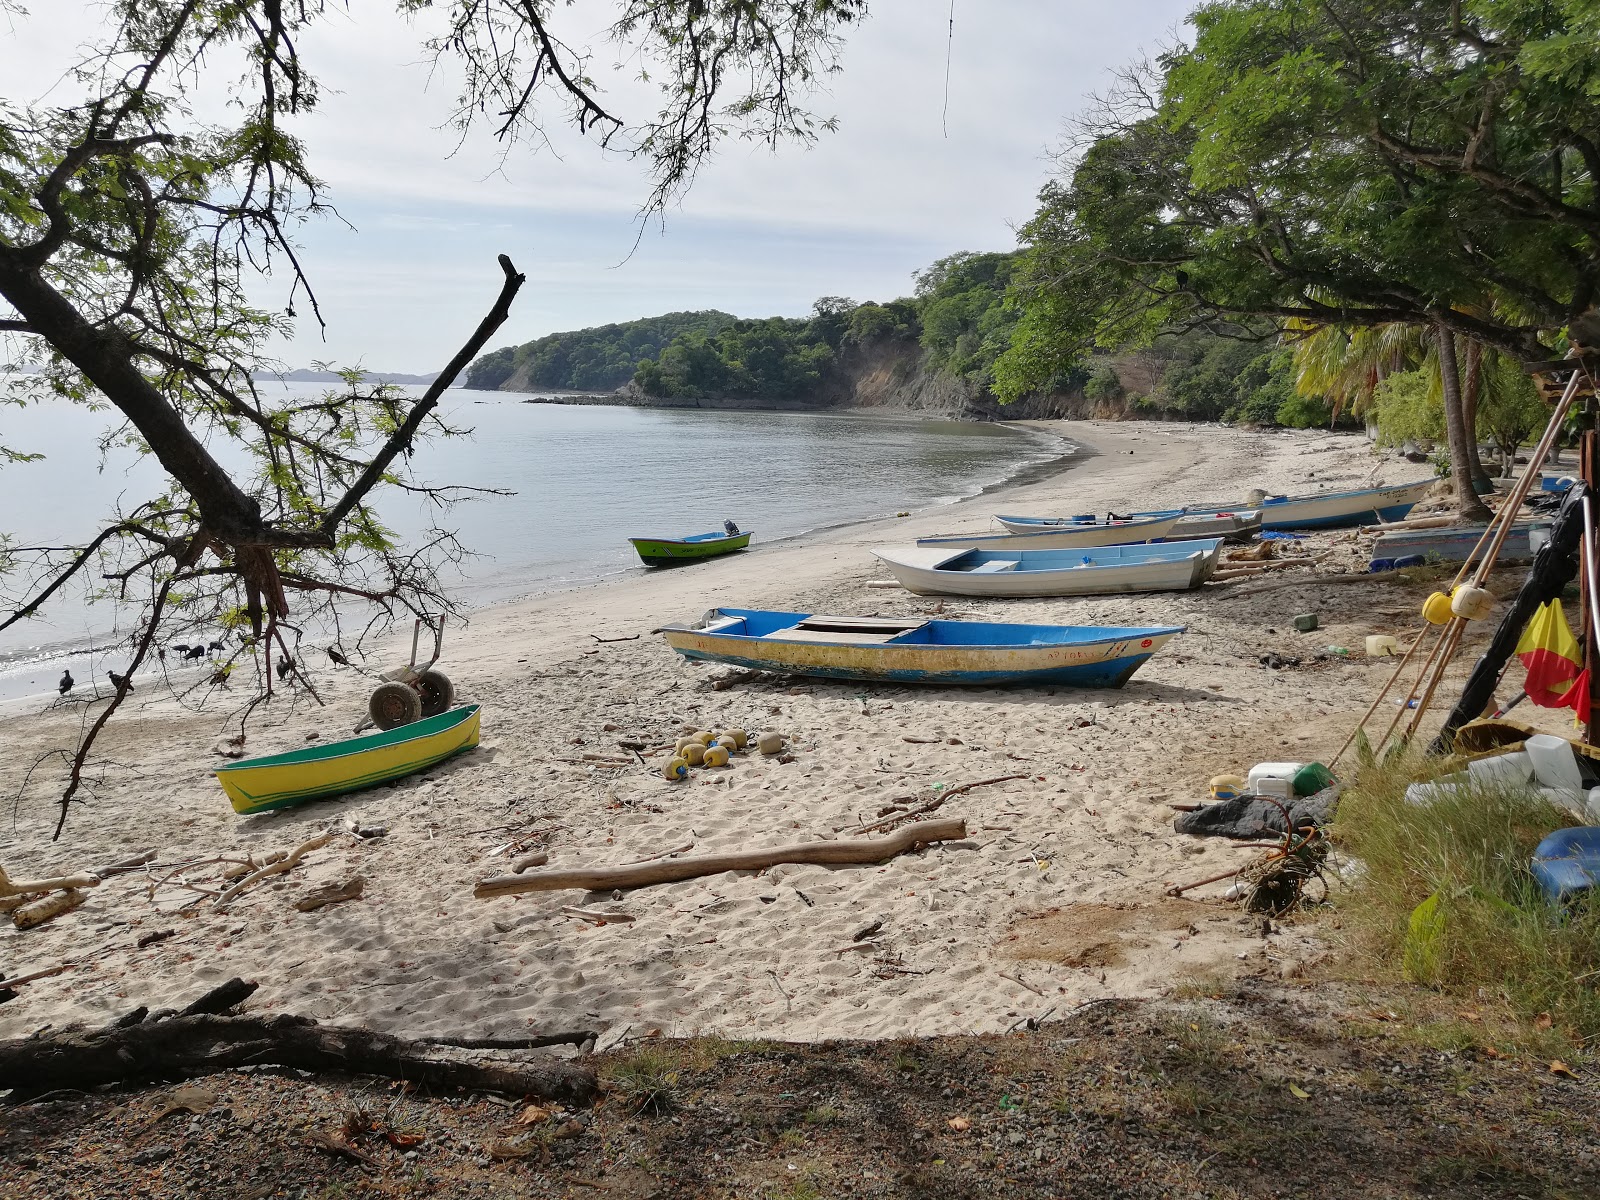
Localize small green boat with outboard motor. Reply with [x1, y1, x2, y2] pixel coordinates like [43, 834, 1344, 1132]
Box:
[629, 521, 752, 567]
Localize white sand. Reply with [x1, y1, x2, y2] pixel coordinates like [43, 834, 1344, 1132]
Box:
[0, 419, 1468, 1043]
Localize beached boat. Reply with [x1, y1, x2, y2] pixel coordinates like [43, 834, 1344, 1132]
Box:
[1370, 522, 1550, 569]
[629, 528, 752, 567]
[921, 513, 1184, 552]
[994, 511, 1259, 542]
[658, 607, 1183, 687]
[872, 539, 1224, 598]
[215, 705, 481, 815]
[1178, 480, 1435, 530]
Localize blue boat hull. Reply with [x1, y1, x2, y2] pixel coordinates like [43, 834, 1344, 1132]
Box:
[658, 608, 1183, 688]
[667, 645, 1160, 687]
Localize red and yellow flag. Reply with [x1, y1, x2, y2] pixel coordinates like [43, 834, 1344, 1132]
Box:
[1516, 599, 1591, 714]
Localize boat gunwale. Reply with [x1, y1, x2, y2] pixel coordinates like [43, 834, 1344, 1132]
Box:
[215, 704, 481, 773]
[670, 621, 1187, 653]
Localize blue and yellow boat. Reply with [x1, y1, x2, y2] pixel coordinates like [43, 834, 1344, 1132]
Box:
[215, 705, 481, 815]
[657, 608, 1182, 687]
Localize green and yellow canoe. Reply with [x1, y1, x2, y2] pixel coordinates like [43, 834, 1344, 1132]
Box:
[628, 529, 752, 567]
[216, 705, 481, 815]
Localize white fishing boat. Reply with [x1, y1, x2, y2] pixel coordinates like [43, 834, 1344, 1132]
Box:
[921, 513, 1183, 552]
[872, 539, 1224, 598]
[1183, 480, 1435, 530]
[995, 510, 1258, 542]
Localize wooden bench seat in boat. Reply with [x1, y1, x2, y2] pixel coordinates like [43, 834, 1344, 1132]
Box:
[965, 560, 1019, 574]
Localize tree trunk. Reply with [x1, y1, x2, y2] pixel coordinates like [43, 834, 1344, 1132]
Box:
[1436, 321, 1494, 523]
[0, 1012, 596, 1101]
[1460, 337, 1493, 489]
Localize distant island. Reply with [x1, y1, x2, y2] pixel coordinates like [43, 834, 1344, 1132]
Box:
[252, 368, 446, 386]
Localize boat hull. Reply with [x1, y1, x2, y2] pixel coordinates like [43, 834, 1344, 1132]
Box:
[873, 540, 1223, 598]
[1372, 523, 1548, 567]
[660, 610, 1182, 687]
[1184, 480, 1435, 530]
[962, 514, 1183, 548]
[629, 531, 751, 566]
[215, 705, 481, 815]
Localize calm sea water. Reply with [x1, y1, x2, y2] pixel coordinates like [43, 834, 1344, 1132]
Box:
[0, 385, 1069, 699]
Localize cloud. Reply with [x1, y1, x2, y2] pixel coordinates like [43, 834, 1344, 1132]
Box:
[5, 0, 1194, 370]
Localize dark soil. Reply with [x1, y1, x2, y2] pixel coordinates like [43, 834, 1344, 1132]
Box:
[3, 983, 1596, 1199]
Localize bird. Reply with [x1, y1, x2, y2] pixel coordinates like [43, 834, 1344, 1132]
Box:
[172, 643, 192, 655]
[183, 645, 206, 660]
[108, 670, 133, 692]
[327, 647, 351, 667]
[275, 657, 294, 681]
[58, 670, 73, 695]
[207, 640, 224, 654]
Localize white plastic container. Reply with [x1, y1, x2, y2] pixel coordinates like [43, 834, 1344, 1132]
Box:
[1587, 787, 1600, 822]
[1406, 775, 1467, 807]
[1365, 634, 1398, 657]
[1465, 750, 1533, 788]
[1247, 761, 1304, 799]
[1526, 734, 1584, 793]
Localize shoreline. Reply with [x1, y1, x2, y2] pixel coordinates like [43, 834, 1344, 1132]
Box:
[0, 419, 1443, 1045]
[0, 414, 1077, 709]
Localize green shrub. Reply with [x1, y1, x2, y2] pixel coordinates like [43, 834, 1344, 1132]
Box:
[1334, 762, 1600, 1041]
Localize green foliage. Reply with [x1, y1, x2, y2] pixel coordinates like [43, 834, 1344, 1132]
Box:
[1370, 368, 1443, 448]
[467, 312, 737, 392]
[1083, 363, 1123, 403]
[1476, 352, 1550, 466]
[1335, 763, 1600, 1041]
[913, 252, 1019, 382]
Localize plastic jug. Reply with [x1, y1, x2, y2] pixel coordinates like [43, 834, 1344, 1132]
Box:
[1466, 751, 1533, 788]
[1247, 762, 1304, 799]
[1365, 635, 1398, 657]
[1526, 735, 1584, 794]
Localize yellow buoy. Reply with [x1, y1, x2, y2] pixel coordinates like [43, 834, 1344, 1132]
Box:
[757, 732, 786, 756]
[674, 736, 698, 754]
[1450, 584, 1494, 621]
[1421, 591, 1453, 625]
[703, 745, 731, 768]
[663, 757, 688, 781]
[683, 742, 706, 766]
[693, 731, 716, 746]
[719, 728, 749, 750]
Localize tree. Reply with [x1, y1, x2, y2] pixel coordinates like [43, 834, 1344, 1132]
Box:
[0, 0, 868, 835]
[996, 2, 1600, 517]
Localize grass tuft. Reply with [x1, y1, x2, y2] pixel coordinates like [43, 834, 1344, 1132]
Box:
[1333, 758, 1600, 1042]
[603, 1047, 682, 1116]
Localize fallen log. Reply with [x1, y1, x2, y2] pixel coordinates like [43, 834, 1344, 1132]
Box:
[0, 865, 99, 896]
[856, 775, 1027, 834]
[0, 1012, 596, 1101]
[13, 888, 87, 930]
[474, 818, 968, 898]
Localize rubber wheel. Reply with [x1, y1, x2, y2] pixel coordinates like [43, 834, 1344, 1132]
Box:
[369, 681, 422, 730]
[416, 669, 455, 717]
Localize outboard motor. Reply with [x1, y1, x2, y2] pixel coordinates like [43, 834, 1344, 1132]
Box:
[723, 519, 740, 536]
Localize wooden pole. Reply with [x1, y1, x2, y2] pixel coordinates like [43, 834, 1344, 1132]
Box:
[1584, 418, 1598, 744]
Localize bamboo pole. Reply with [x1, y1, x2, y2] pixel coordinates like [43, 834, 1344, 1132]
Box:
[1331, 623, 1434, 766]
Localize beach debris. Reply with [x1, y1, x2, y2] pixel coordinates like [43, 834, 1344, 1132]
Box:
[855, 774, 1027, 834]
[94, 849, 157, 877]
[0, 863, 101, 897]
[663, 757, 688, 781]
[215, 830, 336, 909]
[474, 818, 968, 898]
[295, 877, 365, 912]
[134, 1083, 218, 1136]
[702, 745, 730, 768]
[562, 905, 634, 925]
[512, 851, 550, 873]
[1259, 652, 1302, 670]
[137, 929, 177, 948]
[718, 728, 749, 749]
[1292, 613, 1320, 633]
[757, 732, 787, 756]
[590, 633, 641, 643]
[12, 888, 88, 930]
[0, 961, 74, 991]
[682, 742, 706, 766]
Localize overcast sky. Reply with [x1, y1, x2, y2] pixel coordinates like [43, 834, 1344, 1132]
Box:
[6, 2, 1194, 373]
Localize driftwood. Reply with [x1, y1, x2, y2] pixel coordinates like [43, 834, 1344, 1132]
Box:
[179, 978, 260, 1016]
[13, 888, 87, 930]
[856, 775, 1027, 834]
[511, 851, 550, 873]
[0, 1012, 596, 1101]
[0, 962, 72, 990]
[295, 877, 364, 912]
[215, 831, 335, 908]
[475, 819, 967, 898]
[93, 849, 157, 877]
[0, 865, 100, 896]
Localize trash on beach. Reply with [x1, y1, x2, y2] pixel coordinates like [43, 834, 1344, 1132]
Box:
[1292, 613, 1319, 633]
[1365, 634, 1399, 657]
[757, 732, 787, 756]
[1530, 827, 1600, 904]
[294, 877, 365, 912]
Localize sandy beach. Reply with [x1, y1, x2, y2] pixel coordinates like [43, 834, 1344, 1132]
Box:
[0, 419, 1481, 1044]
